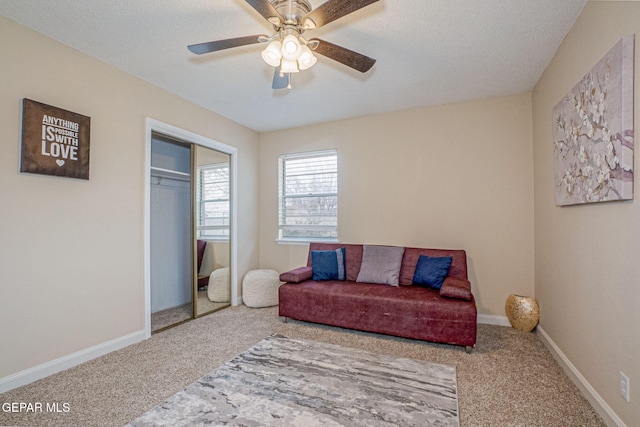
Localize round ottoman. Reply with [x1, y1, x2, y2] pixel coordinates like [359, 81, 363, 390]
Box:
[208, 267, 230, 303]
[243, 269, 281, 308]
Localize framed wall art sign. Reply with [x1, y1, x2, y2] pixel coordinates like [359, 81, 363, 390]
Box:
[552, 35, 634, 206]
[20, 98, 91, 180]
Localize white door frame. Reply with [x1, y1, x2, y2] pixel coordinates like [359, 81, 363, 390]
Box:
[144, 118, 238, 338]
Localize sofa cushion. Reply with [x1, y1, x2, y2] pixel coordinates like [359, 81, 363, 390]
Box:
[308, 243, 363, 281]
[279, 266, 313, 283]
[279, 281, 477, 347]
[311, 248, 346, 280]
[412, 255, 452, 290]
[439, 277, 473, 301]
[356, 245, 405, 286]
[399, 248, 467, 285]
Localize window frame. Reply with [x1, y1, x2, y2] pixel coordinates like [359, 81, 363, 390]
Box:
[196, 162, 230, 241]
[277, 149, 338, 244]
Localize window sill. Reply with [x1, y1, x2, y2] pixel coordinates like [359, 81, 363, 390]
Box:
[198, 237, 230, 242]
[276, 238, 339, 245]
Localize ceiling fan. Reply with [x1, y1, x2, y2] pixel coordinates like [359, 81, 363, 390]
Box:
[188, 0, 380, 89]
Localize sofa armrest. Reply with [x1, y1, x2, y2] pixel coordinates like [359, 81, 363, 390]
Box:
[440, 277, 472, 301]
[279, 266, 313, 283]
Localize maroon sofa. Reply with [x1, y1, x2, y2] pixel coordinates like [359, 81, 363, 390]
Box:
[278, 243, 477, 352]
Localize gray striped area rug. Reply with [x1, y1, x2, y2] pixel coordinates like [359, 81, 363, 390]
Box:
[127, 335, 459, 426]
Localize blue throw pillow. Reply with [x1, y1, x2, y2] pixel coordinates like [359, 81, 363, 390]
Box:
[412, 255, 453, 289]
[311, 248, 346, 281]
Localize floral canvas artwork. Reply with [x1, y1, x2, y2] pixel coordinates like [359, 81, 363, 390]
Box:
[553, 35, 634, 206]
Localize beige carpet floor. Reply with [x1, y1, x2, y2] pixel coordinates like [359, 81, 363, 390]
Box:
[0, 305, 605, 427]
[151, 289, 229, 332]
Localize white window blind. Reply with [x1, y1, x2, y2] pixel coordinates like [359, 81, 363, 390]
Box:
[197, 163, 230, 239]
[278, 149, 338, 241]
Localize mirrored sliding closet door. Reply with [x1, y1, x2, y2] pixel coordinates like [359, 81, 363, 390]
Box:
[149, 134, 231, 333]
[193, 145, 231, 318]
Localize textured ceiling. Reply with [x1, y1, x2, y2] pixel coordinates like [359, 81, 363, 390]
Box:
[0, 0, 587, 132]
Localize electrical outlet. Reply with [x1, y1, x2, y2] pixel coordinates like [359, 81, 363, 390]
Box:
[620, 372, 630, 402]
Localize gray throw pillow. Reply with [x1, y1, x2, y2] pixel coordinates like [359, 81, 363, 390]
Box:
[356, 245, 405, 286]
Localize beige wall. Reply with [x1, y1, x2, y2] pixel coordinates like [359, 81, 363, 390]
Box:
[259, 93, 535, 317]
[532, 2, 640, 424]
[6, 3, 637, 423]
[0, 17, 259, 379]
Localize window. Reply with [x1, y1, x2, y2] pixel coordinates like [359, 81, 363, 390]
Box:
[278, 149, 338, 242]
[197, 163, 230, 239]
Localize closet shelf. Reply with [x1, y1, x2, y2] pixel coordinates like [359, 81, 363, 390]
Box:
[151, 166, 191, 181]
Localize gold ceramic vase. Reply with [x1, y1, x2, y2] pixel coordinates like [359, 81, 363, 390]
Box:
[505, 294, 540, 332]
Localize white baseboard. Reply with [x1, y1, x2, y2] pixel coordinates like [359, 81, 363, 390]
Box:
[0, 329, 146, 394]
[477, 313, 511, 327]
[537, 326, 626, 427]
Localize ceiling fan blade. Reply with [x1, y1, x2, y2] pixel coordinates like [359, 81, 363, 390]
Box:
[310, 39, 376, 73]
[245, 0, 284, 25]
[188, 35, 265, 55]
[303, 0, 380, 29]
[272, 67, 291, 90]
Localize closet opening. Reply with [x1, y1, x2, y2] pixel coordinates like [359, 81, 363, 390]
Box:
[145, 121, 236, 335]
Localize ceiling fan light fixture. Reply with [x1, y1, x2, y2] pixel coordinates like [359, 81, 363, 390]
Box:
[261, 40, 282, 67]
[281, 34, 302, 60]
[297, 45, 317, 70]
[280, 58, 299, 73]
